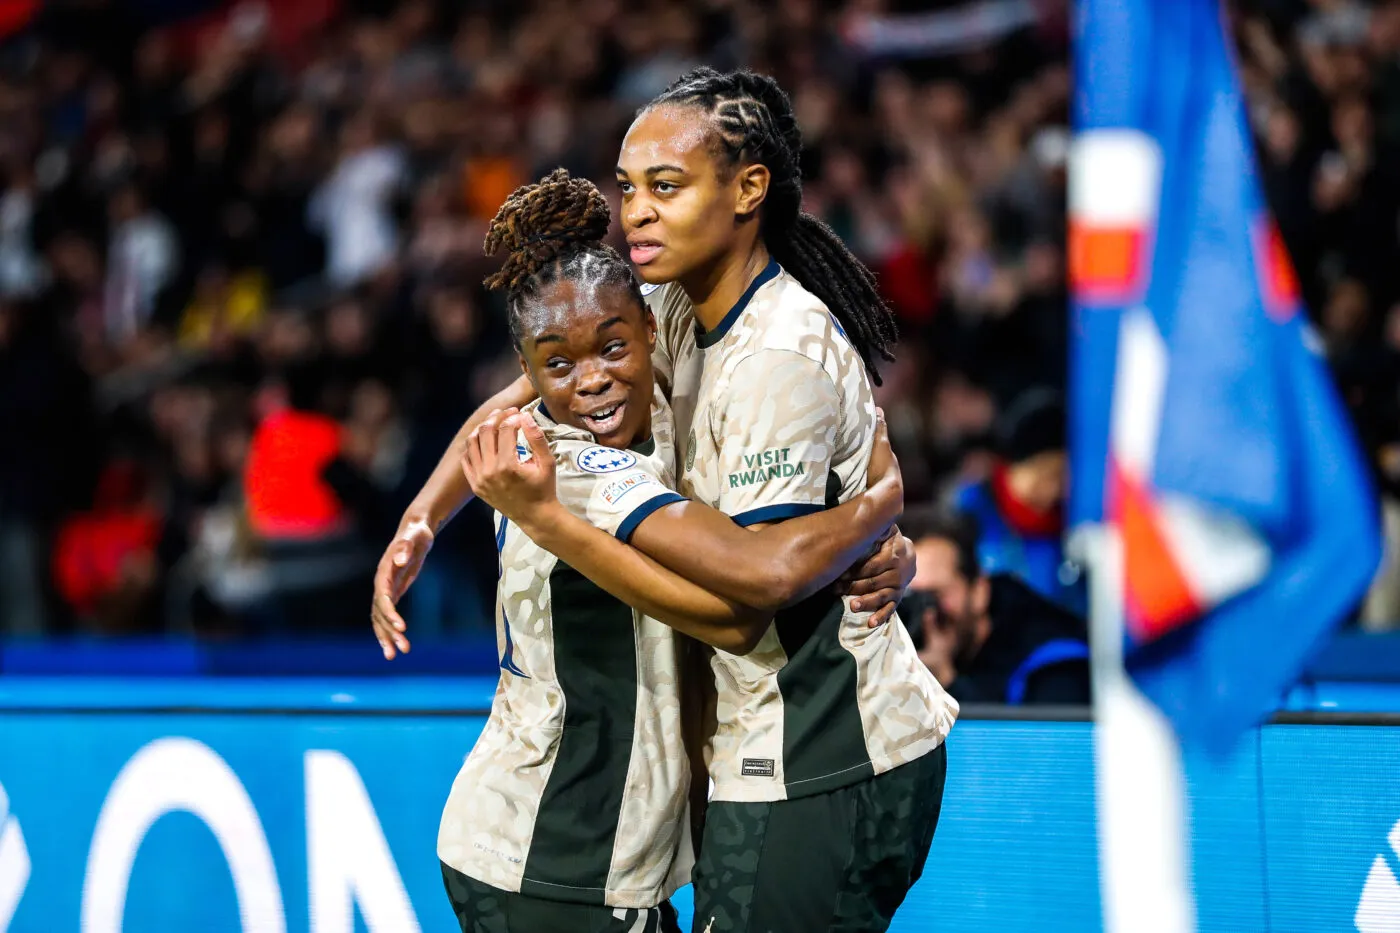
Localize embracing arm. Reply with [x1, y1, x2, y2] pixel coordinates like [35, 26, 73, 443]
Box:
[630, 420, 903, 612]
[403, 373, 538, 532]
[370, 374, 538, 659]
[520, 501, 770, 654]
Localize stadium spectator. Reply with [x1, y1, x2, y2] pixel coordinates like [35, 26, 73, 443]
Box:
[1232, 0, 1400, 628]
[952, 387, 1086, 615]
[0, 0, 1068, 636]
[901, 506, 1090, 706]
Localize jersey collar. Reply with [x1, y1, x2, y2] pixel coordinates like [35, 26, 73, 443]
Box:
[694, 259, 780, 349]
[537, 399, 656, 454]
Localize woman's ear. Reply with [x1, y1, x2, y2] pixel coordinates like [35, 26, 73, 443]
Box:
[735, 163, 771, 219]
[645, 307, 658, 351]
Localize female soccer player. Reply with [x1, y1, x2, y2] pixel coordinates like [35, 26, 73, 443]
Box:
[438, 170, 910, 933]
[463, 69, 958, 933]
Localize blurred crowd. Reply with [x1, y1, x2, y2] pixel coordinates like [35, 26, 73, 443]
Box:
[1232, 0, 1400, 629]
[0, 0, 1069, 639]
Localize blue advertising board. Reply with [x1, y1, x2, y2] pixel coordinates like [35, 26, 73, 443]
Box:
[0, 678, 1398, 932]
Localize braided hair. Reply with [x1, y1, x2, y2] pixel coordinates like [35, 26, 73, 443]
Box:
[484, 168, 644, 348]
[648, 67, 898, 384]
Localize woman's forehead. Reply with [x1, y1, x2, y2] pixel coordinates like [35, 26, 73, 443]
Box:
[619, 105, 713, 170]
[524, 280, 638, 337]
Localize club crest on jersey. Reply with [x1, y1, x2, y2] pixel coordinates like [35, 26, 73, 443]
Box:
[686, 430, 696, 473]
[577, 446, 637, 474]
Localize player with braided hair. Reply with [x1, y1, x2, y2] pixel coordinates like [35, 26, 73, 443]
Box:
[437, 170, 914, 933]
[607, 67, 954, 933]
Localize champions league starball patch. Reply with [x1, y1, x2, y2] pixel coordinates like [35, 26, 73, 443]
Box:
[576, 446, 638, 474]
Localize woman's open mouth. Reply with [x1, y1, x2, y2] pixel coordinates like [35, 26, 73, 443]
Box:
[582, 401, 626, 436]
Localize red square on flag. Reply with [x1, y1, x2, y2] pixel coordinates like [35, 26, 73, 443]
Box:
[1070, 220, 1149, 305]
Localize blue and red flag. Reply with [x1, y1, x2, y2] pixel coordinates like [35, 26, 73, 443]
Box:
[1069, 0, 1381, 752]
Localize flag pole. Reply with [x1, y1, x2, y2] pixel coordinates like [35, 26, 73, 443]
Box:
[1083, 525, 1197, 933]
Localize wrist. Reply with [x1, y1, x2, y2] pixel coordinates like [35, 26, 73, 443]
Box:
[513, 498, 568, 542]
[402, 504, 441, 537]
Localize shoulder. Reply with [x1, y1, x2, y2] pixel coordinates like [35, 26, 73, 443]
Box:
[719, 271, 856, 397]
[643, 281, 693, 326]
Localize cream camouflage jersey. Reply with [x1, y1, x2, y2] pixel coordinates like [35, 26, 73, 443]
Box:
[437, 388, 694, 908]
[646, 260, 959, 803]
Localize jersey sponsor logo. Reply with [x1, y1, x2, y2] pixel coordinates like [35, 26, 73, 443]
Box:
[601, 472, 659, 506]
[727, 447, 805, 488]
[685, 430, 696, 474]
[515, 443, 532, 462]
[740, 758, 775, 778]
[577, 446, 638, 475]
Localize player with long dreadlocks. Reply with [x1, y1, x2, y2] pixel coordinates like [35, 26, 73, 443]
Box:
[437, 169, 911, 933]
[462, 69, 957, 933]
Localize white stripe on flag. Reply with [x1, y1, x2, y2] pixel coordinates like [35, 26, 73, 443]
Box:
[1070, 129, 1164, 225]
[1155, 495, 1271, 609]
[1110, 306, 1168, 473]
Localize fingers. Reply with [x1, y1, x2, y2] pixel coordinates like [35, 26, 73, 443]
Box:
[370, 591, 411, 659]
[853, 586, 900, 618]
[462, 426, 483, 486]
[477, 410, 502, 464]
[520, 413, 552, 464]
[496, 413, 520, 469]
[847, 568, 903, 598]
[867, 600, 899, 629]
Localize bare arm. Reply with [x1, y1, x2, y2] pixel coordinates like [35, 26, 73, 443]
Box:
[463, 413, 771, 654]
[520, 500, 770, 654]
[630, 418, 903, 612]
[404, 373, 538, 533]
[370, 374, 536, 659]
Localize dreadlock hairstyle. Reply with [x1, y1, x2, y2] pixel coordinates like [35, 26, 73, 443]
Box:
[484, 168, 645, 348]
[647, 67, 898, 384]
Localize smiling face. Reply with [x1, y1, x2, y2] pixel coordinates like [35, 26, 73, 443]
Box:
[616, 104, 759, 286]
[515, 278, 657, 450]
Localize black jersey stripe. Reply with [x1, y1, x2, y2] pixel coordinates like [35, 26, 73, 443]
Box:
[774, 469, 872, 795]
[520, 562, 639, 904]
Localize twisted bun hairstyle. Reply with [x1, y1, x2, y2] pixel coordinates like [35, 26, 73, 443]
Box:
[484, 168, 644, 348]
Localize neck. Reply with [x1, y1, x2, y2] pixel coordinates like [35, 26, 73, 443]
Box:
[681, 242, 772, 334]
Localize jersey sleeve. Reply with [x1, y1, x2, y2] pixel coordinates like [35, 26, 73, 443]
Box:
[553, 440, 686, 544]
[713, 349, 840, 526]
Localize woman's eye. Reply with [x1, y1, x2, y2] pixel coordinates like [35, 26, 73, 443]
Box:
[605, 341, 626, 356]
[654, 181, 676, 194]
[618, 181, 634, 195]
[547, 358, 570, 371]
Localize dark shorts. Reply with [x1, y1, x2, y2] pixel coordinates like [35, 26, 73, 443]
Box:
[691, 743, 948, 933]
[440, 861, 683, 933]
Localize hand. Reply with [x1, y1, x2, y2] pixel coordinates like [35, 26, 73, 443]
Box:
[839, 526, 917, 629]
[460, 408, 557, 525]
[371, 518, 434, 660]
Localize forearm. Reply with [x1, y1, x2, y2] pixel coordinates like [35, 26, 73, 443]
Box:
[752, 479, 902, 606]
[401, 374, 537, 532]
[633, 474, 902, 612]
[521, 504, 769, 653]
